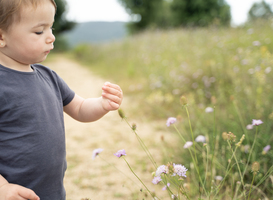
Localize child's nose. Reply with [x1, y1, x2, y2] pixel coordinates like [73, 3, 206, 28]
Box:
[47, 32, 55, 44]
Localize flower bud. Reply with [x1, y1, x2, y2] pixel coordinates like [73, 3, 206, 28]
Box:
[132, 123, 137, 131]
[222, 132, 228, 140]
[180, 96, 188, 106]
[118, 109, 125, 119]
[252, 162, 260, 174]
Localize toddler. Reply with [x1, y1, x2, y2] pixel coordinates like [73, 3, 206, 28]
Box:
[0, 0, 123, 199]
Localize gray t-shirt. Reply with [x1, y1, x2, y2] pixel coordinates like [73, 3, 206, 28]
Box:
[0, 63, 75, 200]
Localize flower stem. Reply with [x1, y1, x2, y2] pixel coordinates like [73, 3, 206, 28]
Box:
[99, 155, 141, 188]
[243, 126, 258, 177]
[248, 173, 256, 200]
[185, 106, 198, 165]
[122, 157, 159, 199]
[227, 141, 246, 198]
[123, 118, 157, 168]
[184, 106, 207, 196]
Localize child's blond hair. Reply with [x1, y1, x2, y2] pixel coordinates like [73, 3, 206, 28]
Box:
[0, 0, 57, 31]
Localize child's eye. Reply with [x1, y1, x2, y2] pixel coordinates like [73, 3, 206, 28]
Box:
[35, 31, 43, 35]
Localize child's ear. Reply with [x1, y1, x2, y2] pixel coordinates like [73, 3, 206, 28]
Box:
[0, 29, 6, 47]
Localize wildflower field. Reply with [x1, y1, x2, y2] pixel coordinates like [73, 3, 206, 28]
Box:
[71, 21, 273, 199]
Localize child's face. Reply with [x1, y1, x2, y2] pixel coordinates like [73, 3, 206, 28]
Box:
[0, 1, 55, 68]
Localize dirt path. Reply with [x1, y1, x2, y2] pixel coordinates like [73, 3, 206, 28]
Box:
[44, 56, 175, 200]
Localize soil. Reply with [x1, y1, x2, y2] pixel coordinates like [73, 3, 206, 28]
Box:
[45, 56, 176, 200]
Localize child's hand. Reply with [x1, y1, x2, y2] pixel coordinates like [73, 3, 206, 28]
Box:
[101, 82, 123, 111]
[0, 183, 40, 200]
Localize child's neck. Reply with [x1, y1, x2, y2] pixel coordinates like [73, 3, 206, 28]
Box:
[0, 54, 33, 72]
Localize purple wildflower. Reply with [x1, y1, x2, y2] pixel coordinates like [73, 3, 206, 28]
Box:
[152, 176, 162, 185]
[183, 141, 193, 149]
[262, 145, 271, 155]
[205, 107, 214, 113]
[252, 119, 263, 126]
[166, 117, 177, 127]
[215, 175, 223, 181]
[162, 183, 170, 190]
[92, 148, 103, 160]
[195, 135, 206, 143]
[246, 124, 254, 130]
[155, 165, 168, 176]
[173, 163, 187, 177]
[114, 149, 126, 158]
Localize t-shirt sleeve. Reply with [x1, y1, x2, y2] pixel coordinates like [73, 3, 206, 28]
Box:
[52, 71, 75, 106]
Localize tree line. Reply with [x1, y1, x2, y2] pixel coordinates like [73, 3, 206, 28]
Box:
[53, 0, 273, 49]
[118, 0, 273, 33]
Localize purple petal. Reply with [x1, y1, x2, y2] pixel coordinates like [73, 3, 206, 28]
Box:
[166, 117, 177, 127]
[114, 149, 126, 158]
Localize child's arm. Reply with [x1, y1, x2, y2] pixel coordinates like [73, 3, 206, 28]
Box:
[64, 82, 123, 122]
[0, 175, 40, 200]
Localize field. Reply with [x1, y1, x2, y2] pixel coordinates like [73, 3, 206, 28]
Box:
[63, 21, 273, 199]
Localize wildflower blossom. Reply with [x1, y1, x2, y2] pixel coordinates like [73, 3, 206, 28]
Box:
[155, 165, 169, 176]
[114, 149, 126, 158]
[244, 145, 250, 153]
[246, 124, 254, 130]
[252, 119, 263, 126]
[236, 134, 245, 147]
[195, 135, 206, 143]
[152, 176, 162, 185]
[92, 148, 103, 160]
[166, 117, 177, 127]
[227, 132, 236, 142]
[215, 176, 223, 181]
[252, 41, 261, 46]
[262, 145, 271, 155]
[162, 183, 170, 190]
[183, 141, 193, 149]
[265, 67, 271, 74]
[172, 163, 187, 177]
[205, 107, 214, 113]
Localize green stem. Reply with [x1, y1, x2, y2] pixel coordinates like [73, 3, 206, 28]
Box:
[184, 106, 207, 196]
[243, 126, 258, 177]
[209, 106, 217, 197]
[248, 173, 256, 200]
[227, 141, 245, 198]
[99, 156, 141, 188]
[122, 157, 159, 199]
[124, 118, 157, 168]
[185, 106, 198, 165]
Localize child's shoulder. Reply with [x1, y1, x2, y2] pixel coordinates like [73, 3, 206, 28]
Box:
[32, 63, 52, 72]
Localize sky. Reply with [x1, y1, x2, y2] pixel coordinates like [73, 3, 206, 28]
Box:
[65, 0, 273, 26]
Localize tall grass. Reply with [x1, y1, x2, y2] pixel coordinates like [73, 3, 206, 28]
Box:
[71, 21, 273, 198]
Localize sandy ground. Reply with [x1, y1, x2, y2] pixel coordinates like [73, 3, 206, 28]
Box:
[44, 56, 176, 200]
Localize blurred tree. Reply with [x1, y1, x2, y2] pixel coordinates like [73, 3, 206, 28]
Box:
[170, 0, 231, 27]
[53, 0, 76, 51]
[118, 0, 231, 33]
[118, 0, 165, 33]
[248, 0, 273, 22]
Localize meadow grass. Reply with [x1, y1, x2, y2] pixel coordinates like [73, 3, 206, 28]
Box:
[70, 21, 273, 199]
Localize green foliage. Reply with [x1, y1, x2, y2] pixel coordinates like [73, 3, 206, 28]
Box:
[118, 0, 231, 33]
[118, 0, 165, 33]
[170, 0, 231, 27]
[248, 0, 273, 22]
[53, 0, 76, 51]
